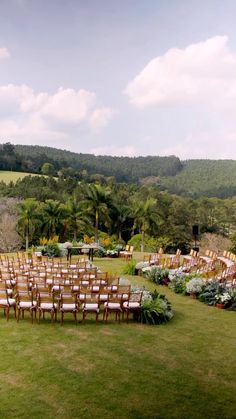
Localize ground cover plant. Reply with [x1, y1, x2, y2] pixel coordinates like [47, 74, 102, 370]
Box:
[0, 252, 235, 418]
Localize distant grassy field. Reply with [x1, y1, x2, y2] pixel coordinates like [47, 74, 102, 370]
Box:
[0, 253, 235, 418]
[0, 170, 39, 184]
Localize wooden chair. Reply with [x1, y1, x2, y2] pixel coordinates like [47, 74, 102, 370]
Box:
[123, 292, 143, 322]
[82, 293, 100, 322]
[16, 291, 37, 323]
[119, 245, 130, 258]
[37, 293, 57, 323]
[124, 246, 134, 260]
[0, 288, 16, 321]
[103, 293, 123, 323]
[59, 293, 79, 325]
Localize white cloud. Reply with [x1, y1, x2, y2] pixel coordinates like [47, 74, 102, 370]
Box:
[0, 83, 116, 148]
[0, 47, 10, 59]
[159, 130, 236, 160]
[125, 35, 236, 109]
[90, 107, 118, 130]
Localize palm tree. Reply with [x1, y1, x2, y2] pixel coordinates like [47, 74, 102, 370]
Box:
[65, 195, 89, 241]
[133, 197, 160, 252]
[41, 199, 66, 239]
[17, 198, 39, 250]
[82, 184, 112, 242]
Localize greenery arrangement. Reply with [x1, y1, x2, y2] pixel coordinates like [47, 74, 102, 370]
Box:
[168, 272, 188, 294]
[41, 242, 61, 257]
[134, 290, 173, 325]
[122, 259, 137, 275]
[143, 266, 170, 285]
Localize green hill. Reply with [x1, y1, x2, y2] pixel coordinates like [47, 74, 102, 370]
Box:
[2, 143, 236, 198]
[161, 160, 236, 198]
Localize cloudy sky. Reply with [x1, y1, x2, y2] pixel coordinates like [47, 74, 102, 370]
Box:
[1, 0, 236, 159]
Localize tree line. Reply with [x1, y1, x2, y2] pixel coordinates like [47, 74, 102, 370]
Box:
[1, 174, 236, 253]
[2, 143, 236, 198]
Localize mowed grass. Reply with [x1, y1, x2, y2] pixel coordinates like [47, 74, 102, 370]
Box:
[0, 253, 235, 418]
[0, 171, 39, 184]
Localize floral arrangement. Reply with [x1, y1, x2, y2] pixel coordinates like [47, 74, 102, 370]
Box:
[143, 266, 169, 285]
[215, 292, 232, 304]
[168, 272, 187, 294]
[186, 278, 205, 295]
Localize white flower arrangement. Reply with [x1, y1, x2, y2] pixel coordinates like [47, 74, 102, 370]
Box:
[215, 292, 232, 304]
[186, 278, 205, 294]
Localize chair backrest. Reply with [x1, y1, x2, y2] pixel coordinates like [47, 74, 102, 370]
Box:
[128, 291, 143, 304]
[38, 293, 56, 307]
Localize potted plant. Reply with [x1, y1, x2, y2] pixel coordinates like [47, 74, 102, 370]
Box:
[215, 292, 232, 309]
[186, 278, 205, 298]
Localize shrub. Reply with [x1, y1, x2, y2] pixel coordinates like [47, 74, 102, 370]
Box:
[42, 243, 61, 258]
[122, 260, 137, 275]
[198, 281, 227, 306]
[128, 234, 162, 252]
[143, 266, 169, 285]
[168, 273, 187, 294]
[186, 278, 206, 295]
[135, 290, 173, 325]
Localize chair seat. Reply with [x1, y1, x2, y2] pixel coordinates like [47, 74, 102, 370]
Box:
[19, 301, 37, 308]
[40, 303, 57, 310]
[83, 303, 99, 311]
[61, 303, 77, 311]
[99, 294, 109, 301]
[0, 298, 9, 305]
[123, 301, 140, 309]
[104, 302, 121, 310]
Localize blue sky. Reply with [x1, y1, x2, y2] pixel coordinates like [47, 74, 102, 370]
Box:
[1, 0, 236, 159]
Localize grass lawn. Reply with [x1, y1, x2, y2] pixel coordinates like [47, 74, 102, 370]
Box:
[0, 253, 235, 418]
[0, 171, 39, 184]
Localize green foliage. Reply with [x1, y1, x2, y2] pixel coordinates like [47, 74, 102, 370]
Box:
[143, 266, 170, 285]
[122, 260, 137, 275]
[162, 159, 236, 198]
[42, 242, 61, 257]
[136, 290, 173, 325]
[198, 281, 228, 306]
[15, 144, 182, 182]
[229, 233, 236, 254]
[128, 234, 161, 252]
[168, 273, 187, 294]
[41, 162, 55, 176]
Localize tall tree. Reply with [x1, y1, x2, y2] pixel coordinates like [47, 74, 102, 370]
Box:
[133, 197, 160, 252]
[82, 184, 112, 242]
[17, 198, 39, 250]
[65, 195, 89, 241]
[41, 199, 66, 239]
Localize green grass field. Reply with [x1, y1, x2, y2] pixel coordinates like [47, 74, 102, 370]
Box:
[0, 171, 39, 184]
[0, 253, 235, 418]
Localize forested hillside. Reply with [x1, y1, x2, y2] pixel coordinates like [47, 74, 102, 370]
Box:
[2, 143, 236, 198]
[14, 144, 182, 182]
[161, 160, 236, 198]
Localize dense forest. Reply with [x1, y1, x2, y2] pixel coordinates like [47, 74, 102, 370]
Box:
[14, 144, 183, 182]
[1, 143, 236, 198]
[1, 142, 236, 253]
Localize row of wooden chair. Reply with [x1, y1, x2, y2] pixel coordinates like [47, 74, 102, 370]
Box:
[0, 285, 143, 324]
